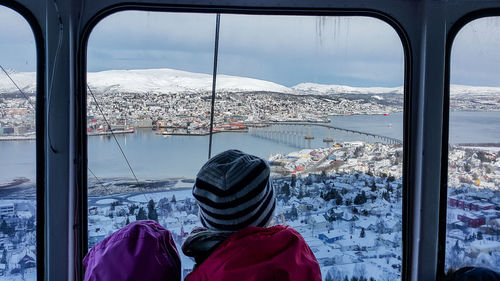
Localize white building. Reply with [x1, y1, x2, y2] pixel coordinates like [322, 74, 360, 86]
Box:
[0, 202, 15, 217]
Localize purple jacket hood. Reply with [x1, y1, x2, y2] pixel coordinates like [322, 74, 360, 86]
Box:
[83, 220, 181, 281]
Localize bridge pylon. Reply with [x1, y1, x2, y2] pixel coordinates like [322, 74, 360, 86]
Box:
[323, 128, 333, 146]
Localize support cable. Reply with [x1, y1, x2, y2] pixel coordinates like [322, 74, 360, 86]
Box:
[0, 65, 35, 109]
[87, 84, 140, 185]
[1, 63, 112, 193]
[208, 14, 221, 159]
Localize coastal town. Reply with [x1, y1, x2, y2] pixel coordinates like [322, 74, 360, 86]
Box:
[1, 68, 499, 138]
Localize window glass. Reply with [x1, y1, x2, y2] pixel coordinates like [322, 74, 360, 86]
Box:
[213, 15, 404, 281]
[87, 12, 405, 281]
[87, 11, 215, 276]
[446, 17, 500, 273]
[0, 5, 37, 280]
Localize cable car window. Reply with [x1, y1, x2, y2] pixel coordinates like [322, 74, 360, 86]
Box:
[86, 11, 215, 276]
[86, 12, 404, 281]
[212, 15, 404, 281]
[446, 17, 500, 273]
[0, 5, 37, 280]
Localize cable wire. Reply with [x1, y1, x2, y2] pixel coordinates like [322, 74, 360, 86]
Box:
[0, 63, 115, 199]
[87, 84, 140, 185]
[0, 65, 35, 109]
[208, 14, 221, 159]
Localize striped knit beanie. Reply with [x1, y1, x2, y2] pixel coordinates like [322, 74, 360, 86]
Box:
[193, 149, 276, 231]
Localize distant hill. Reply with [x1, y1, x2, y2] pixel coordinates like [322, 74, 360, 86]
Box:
[1, 68, 500, 99]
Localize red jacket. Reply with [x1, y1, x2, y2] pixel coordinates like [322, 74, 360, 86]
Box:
[185, 225, 321, 281]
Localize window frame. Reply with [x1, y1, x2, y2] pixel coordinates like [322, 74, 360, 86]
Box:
[0, 1, 45, 280]
[78, 6, 412, 281]
[438, 8, 500, 279]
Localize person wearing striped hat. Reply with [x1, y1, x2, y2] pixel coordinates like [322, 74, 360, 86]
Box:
[182, 149, 321, 281]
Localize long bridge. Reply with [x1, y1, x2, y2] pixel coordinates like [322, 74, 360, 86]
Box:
[249, 121, 402, 148]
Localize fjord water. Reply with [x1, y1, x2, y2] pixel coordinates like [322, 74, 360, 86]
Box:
[1, 111, 499, 183]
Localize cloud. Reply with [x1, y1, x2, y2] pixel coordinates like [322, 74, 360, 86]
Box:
[451, 17, 500, 87]
[0, 6, 36, 72]
[2, 6, 500, 87]
[88, 11, 405, 87]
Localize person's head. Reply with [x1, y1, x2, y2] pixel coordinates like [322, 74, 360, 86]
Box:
[444, 267, 500, 281]
[193, 149, 276, 231]
[83, 220, 181, 281]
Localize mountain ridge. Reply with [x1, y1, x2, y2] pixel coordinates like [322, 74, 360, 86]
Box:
[1, 68, 500, 97]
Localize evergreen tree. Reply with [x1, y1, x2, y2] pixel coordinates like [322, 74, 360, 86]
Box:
[136, 207, 147, 221]
[291, 174, 297, 188]
[1, 248, 7, 264]
[354, 191, 367, 205]
[291, 204, 298, 220]
[148, 208, 158, 222]
[147, 199, 155, 213]
[325, 272, 333, 281]
[298, 187, 304, 199]
[323, 188, 342, 202]
[2, 221, 15, 237]
[125, 217, 130, 225]
[305, 175, 313, 186]
[477, 231, 483, 240]
[382, 191, 390, 201]
[336, 196, 343, 206]
[282, 183, 291, 197]
[129, 204, 138, 215]
[171, 195, 177, 203]
[0, 220, 7, 234]
[344, 276, 349, 281]
[147, 199, 158, 221]
[360, 227, 366, 238]
[27, 217, 35, 230]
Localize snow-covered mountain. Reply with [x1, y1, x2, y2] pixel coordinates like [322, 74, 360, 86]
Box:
[2, 68, 500, 97]
[292, 83, 403, 95]
[87, 68, 293, 94]
[450, 84, 500, 97]
[0, 68, 293, 94]
[0, 71, 36, 93]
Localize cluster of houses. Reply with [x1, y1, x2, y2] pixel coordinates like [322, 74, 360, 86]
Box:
[446, 189, 500, 263]
[448, 146, 500, 190]
[270, 142, 403, 180]
[0, 201, 36, 278]
[84, 168, 405, 280]
[84, 90, 399, 136]
[449, 196, 497, 228]
[0, 96, 35, 137]
[444, 146, 500, 269]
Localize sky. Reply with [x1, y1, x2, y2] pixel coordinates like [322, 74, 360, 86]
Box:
[0, 6, 500, 87]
